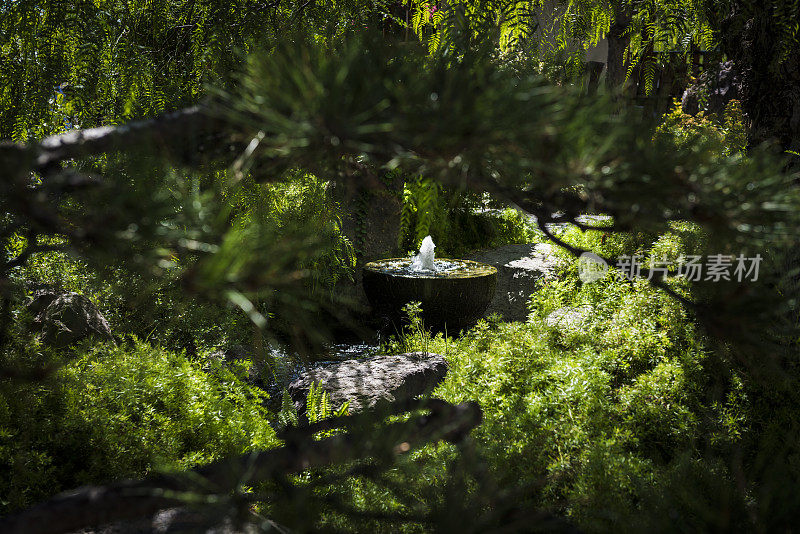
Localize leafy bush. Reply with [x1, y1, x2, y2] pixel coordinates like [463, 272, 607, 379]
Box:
[9, 245, 251, 354]
[228, 171, 357, 294]
[388, 227, 751, 529]
[655, 99, 747, 156]
[6, 169, 356, 352]
[0, 340, 278, 513]
[398, 178, 537, 256]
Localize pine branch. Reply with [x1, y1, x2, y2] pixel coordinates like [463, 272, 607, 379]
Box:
[0, 399, 482, 534]
[0, 106, 231, 175]
[533, 213, 696, 311]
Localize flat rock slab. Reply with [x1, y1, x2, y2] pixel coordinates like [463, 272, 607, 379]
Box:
[466, 243, 566, 322]
[289, 352, 448, 415]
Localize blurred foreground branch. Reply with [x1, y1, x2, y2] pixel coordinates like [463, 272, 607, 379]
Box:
[0, 106, 232, 176]
[0, 399, 481, 534]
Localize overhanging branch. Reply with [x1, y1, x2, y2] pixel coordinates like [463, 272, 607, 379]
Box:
[0, 106, 231, 176]
[0, 399, 481, 534]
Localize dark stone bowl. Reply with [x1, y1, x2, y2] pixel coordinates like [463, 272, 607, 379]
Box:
[362, 258, 498, 333]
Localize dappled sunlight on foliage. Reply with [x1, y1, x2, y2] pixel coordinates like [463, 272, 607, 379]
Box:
[393, 229, 760, 529]
[1, 2, 800, 530]
[0, 339, 278, 513]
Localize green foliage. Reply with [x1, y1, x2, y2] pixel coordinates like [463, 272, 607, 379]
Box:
[0, 0, 400, 140]
[0, 339, 278, 513]
[228, 172, 357, 294]
[3, 163, 358, 355]
[398, 180, 537, 255]
[218, 34, 798, 269]
[390, 301, 433, 354]
[307, 383, 350, 424]
[444, 205, 538, 253]
[392, 227, 761, 529]
[10, 244, 252, 353]
[400, 176, 443, 249]
[2, 12, 800, 531]
[656, 99, 748, 156]
[409, 0, 713, 92]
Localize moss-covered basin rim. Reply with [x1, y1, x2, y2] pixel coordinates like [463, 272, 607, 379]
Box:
[363, 258, 497, 279]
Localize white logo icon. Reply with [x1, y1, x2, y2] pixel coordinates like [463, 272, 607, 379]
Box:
[578, 252, 608, 283]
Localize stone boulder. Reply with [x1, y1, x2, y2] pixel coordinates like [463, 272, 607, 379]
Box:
[288, 352, 448, 415]
[681, 60, 743, 117]
[29, 292, 114, 348]
[26, 290, 60, 318]
[465, 243, 565, 322]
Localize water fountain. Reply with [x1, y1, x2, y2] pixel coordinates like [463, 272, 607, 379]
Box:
[362, 236, 498, 333]
[411, 235, 437, 271]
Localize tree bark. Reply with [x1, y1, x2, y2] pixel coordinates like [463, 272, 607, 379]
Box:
[605, 3, 632, 91]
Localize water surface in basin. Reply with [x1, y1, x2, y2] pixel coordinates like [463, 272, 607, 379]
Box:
[366, 258, 497, 279]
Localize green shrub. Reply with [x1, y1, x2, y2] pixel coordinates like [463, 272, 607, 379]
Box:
[655, 99, 747, 156]
[387, 225, 750, 529]
[229, 171, 356, 294]
[398, 179, 537, 256]
[8, 238, 252, 353]
[0, 340, 278, 513]
[6, 170, 356, 352]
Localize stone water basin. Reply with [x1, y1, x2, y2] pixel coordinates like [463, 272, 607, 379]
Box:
[362, 258, 497, 333]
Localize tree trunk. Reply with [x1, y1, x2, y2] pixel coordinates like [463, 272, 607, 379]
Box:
[606, 5, 632, 91]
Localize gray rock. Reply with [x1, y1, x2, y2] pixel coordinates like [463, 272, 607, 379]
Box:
[289, 352, 448, 415]
[34, 293, 114, 348]
[74, 507, 258, 534]
[26, 290, 60, 317]
[681, 60, 743, 116]
[545, 306, 592, 331]
[209, 344, 384, 415]
[465, 243, 566, 322]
